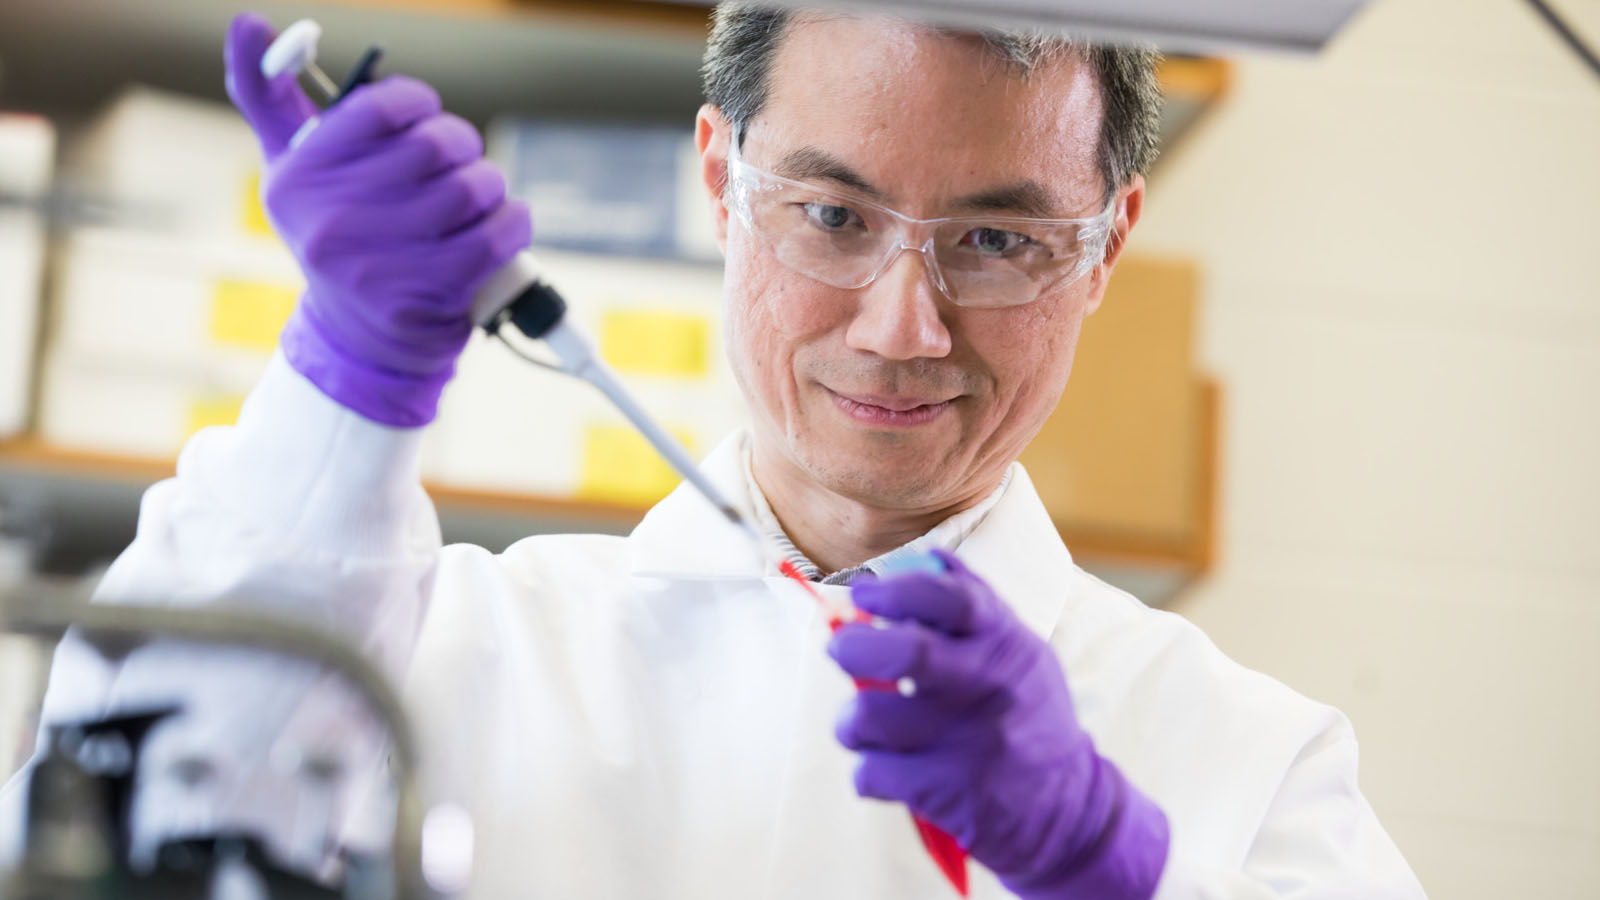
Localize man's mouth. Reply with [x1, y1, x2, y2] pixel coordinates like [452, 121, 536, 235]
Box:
[826, 388, 955, 427]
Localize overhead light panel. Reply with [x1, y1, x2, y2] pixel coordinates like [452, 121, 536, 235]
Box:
[665, 0, 1373, 55]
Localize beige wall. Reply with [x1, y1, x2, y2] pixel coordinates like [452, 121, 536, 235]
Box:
[1131, 0, 1600, 896]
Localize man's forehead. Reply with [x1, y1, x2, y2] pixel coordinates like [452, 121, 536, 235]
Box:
[750, 16, 1106, 215]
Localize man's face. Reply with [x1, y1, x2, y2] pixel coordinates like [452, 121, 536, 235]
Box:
[698, 15, 1142, 513]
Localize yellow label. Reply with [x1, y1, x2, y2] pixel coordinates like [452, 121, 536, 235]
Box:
[241, 170, 275, 238]
[187, 394, 245, 438]
[209, 280, 298, 351]
[599, 309, 710, 377]
[577, 423, 696, 506]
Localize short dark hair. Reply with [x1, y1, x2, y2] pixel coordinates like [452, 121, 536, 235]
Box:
[702, 4, 1164, 200]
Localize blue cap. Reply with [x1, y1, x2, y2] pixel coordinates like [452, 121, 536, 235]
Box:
[877, 551, 948, 578]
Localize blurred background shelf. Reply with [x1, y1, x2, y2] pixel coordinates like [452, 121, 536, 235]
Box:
[0, 435, 644, 569]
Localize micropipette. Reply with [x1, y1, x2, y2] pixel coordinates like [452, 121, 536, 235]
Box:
[261, 19, 385, 107]
[261, 20, 340, 99]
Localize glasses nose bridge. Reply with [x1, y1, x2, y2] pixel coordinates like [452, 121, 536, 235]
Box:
[878, 219, 950, 299]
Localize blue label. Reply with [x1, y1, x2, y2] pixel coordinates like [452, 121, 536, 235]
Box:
[493, 120, 687, 258]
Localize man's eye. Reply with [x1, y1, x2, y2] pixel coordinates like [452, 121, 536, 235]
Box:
[961, 227, 1034, 256]
[802, 202, 860, 230]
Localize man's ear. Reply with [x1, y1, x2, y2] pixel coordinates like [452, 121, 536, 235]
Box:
[696, 104, 733, 255]
[1082, 174, 1145, 316]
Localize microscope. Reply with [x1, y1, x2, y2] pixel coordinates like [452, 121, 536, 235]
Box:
[0, 579, 445, 900]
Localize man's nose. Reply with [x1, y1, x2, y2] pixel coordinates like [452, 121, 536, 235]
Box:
[843, 245, 954, 361]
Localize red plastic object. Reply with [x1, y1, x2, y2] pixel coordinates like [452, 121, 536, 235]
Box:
[916, 818, 971, 897]
[779, 560, 971, 896]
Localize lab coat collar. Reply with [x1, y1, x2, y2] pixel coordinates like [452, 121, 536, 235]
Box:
[628, 431, 1075, 639]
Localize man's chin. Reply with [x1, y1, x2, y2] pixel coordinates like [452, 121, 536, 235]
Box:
[799, 442, 951, 509]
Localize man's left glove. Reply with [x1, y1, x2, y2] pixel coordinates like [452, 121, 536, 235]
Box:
[828, 549, 1170, 899]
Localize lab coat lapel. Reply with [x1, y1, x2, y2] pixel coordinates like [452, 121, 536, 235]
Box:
[953, 464, 1077, 642]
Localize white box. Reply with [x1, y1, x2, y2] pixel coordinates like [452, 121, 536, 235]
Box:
[37, 349, 268, 458]
[0, 112, 53, 197]
[0, 215, 46, 438]
[0, 528, 41, 782]
[38, 226, 302, 460]
[49, 227, 302, 375]
[430, 251, 748, 504]
[0, 112, 55, 438]
[68, 86, 273, 242]
[0, 634, 43, 783]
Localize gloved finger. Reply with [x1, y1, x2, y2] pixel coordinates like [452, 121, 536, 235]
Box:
[424, 199, 533, 294]
[294, 76, 443, 163]
[339, 113, 486, 187]
[853, 749, 975, 827]
[224, 13, 318, 161]
[835, 689, 991, 753]
[828, 620, 928, 683]
[830, 619, 1030, 701]
[851, 572, 982, 636]
[336, 159, 508, 240]
[435, 160, 511, 235]
[312, 198, 527, 296]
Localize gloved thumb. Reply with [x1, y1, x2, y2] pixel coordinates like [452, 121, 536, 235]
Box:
[224, 12, 319, 162]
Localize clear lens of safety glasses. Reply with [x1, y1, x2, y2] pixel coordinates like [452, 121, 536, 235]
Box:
[727, 150, 1115, 308]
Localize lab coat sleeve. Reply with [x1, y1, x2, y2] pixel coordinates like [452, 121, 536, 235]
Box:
[0, 352, 441, 871]
[1152, 721, 1427, 900]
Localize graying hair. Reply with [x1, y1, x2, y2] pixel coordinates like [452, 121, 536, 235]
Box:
[702, 4, 1164, 199]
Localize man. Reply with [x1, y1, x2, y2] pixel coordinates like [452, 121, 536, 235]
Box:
[1, 5, 1425, 898]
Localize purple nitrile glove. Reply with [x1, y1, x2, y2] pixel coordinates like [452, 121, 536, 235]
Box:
[224, 13, 531, 427]
[829, 549, 1170, 899]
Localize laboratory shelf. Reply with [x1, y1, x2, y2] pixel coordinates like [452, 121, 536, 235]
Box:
[0, 435, 646, 528]
[0, 435, 644, 576]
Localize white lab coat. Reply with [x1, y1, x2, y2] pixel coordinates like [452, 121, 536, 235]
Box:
[1, 355, 1425, 899]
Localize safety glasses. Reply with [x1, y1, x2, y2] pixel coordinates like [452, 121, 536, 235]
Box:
[725, 138, 1116, 308]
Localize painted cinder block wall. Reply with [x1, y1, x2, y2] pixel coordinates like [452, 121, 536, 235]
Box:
[1131, 0, 1600, 896]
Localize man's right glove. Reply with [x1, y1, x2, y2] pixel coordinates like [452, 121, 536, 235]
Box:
[830, 550, 1170, 899]
[224, 13, 531, 428]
